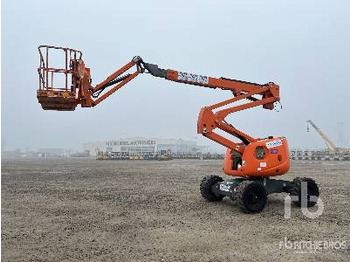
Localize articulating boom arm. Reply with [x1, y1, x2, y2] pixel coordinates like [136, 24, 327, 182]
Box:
[87, 57, 280, 153]
[37, 46, 280, 154]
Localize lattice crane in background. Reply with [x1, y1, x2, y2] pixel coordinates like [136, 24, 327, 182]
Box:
[307, 120, 349, 153]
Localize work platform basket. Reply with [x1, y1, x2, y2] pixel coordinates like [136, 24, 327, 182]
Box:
[37, 45, 82, 111]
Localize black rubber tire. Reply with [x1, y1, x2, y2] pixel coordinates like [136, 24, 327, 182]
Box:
[291, 177, 319, 207]
[235, 180, 267, 213]
[200, 175, 224, 202]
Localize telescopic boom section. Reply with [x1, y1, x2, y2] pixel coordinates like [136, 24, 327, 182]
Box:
[139, 60, 280, 152]
[37, 46, 280, 153]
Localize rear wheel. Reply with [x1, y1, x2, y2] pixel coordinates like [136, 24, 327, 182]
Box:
[235, 180, 267, 213]
[291, 177, 319, 207]
[200, 175, 224, 202]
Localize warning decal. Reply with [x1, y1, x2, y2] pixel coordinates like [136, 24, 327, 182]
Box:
[266, 139, 282, 149]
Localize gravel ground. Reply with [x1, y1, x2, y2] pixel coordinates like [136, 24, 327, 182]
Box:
[1, 158, 349, 261]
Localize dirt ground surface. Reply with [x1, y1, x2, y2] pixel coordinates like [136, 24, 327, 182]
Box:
[1, 158, 349, 261]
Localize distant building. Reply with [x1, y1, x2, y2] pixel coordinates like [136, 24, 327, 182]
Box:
[37, 148, 68, 157]
[2, 148, 69, 158]
[83, 137, 207, 157]
[38, 148, 65, 155]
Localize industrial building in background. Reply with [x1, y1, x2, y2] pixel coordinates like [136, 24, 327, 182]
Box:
[83, 137, 223, 160]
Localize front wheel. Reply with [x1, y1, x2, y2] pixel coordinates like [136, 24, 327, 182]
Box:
[235, 180, 267, 213]
[200, 175, 224, 202]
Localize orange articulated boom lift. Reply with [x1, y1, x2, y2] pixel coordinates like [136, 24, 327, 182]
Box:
[37, 45, 319, 213]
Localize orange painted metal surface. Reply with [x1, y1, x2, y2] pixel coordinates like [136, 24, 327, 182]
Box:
[223, 138, 290, 177]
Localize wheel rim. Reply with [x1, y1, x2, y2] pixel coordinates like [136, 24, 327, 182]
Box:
[244, 186, 266, 211]
[247, 191, 259, 205]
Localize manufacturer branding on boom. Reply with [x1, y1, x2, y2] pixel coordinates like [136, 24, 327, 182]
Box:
[178, 71, 209, 84]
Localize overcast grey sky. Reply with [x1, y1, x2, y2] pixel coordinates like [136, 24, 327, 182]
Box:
[2, 0, 350, 151]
